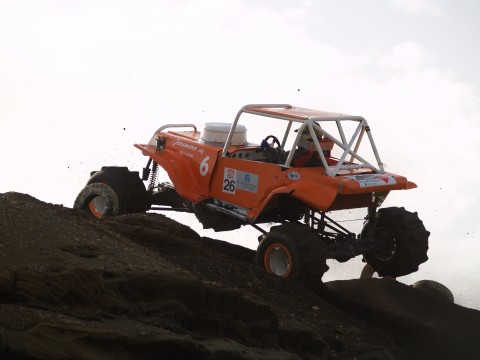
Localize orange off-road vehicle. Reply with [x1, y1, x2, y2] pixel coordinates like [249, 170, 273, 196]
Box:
[75, 104, 429, 282]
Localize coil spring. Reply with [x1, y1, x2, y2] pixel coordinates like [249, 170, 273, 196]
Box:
[148, 161, 158, 191]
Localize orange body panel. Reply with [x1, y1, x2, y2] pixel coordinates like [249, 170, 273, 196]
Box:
[136, 129, 413, 222]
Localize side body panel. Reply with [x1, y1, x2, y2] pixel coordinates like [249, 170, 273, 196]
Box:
[209, 158, 288, 210]
[136, 130, 416, 222]
[135, 131, 221, 203]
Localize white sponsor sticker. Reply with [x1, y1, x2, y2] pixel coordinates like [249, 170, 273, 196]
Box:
[223, 168, 259, 194]
[223, 168, 236, 194]
[236, 170, 259, 193]
[345, 174, 396, 188]
[287, 171, 301, 181]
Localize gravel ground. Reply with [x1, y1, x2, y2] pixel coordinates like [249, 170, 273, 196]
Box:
[1, 192, 479, 360]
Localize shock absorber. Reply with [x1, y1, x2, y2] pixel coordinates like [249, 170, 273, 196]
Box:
[148, 161, 158, 191]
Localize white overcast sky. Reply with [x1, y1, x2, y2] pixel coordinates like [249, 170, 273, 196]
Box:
[1, 0, 480, 309]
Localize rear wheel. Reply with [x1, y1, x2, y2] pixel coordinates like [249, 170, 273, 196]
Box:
[256, 223, 328, 283]
[362, 207, 429, 277]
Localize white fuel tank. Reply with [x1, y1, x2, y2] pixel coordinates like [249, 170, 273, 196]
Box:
[201, 122, 247, 145]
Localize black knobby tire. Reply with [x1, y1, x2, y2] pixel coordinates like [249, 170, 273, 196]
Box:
[363, 207, 429, 277]
[256, 223, 329, 283]
[74, 166, 149, 217]
[88, 166, 149, 213]
[412, 280, 454, 303]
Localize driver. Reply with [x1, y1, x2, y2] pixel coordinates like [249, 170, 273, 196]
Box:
[293, 126, 333, 167]
[298, 126, 322, 151]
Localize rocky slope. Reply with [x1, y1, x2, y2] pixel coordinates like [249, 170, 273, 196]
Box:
[0, 192, 479, 360]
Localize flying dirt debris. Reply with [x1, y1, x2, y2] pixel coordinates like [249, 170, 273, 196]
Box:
[75, 104, 430, 283]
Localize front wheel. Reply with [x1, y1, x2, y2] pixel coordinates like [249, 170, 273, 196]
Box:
[256, 223, 328, 283]
[74, 166, 149, 217]
[74, 182, 120, 217]
[362, 207, 429, 277]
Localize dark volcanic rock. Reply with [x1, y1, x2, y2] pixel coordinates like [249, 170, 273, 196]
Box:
[1, 192, 479, 359]
[324, 279, 480, 360]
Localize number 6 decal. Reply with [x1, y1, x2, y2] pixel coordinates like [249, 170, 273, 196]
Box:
[200, 156, 210, 176]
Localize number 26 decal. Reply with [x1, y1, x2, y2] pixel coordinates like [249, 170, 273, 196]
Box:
[200, 156, 210, 176]
[223, 179, 236, 193]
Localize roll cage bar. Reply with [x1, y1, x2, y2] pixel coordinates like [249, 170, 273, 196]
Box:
[221, 104, 385, 177]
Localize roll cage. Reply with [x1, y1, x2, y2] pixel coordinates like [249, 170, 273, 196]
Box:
[221, 104, 385, 177]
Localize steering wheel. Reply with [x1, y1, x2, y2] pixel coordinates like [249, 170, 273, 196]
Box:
[262, 135, 282, 150]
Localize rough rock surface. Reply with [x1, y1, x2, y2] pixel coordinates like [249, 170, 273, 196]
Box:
[1, 192, 479, 360]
